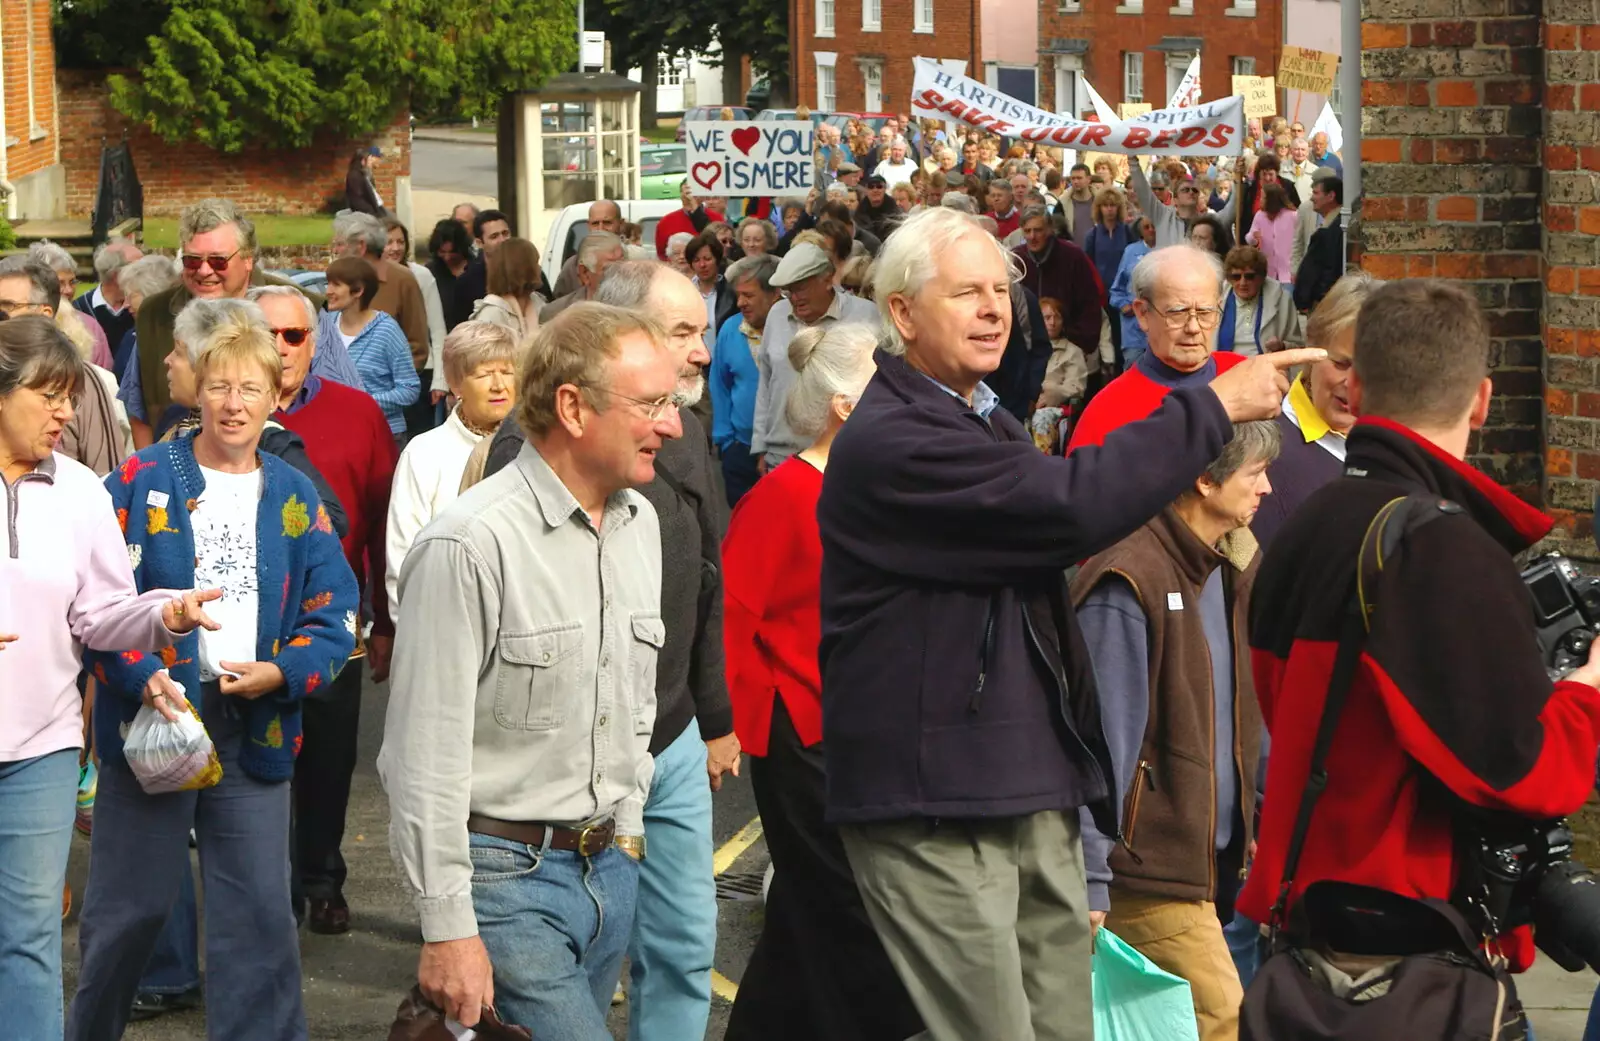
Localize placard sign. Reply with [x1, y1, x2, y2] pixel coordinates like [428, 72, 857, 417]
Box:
[1117, 103, 1153, 120]
[1231, 75, 1277, 119]
[910, 57, 1246, 157]
[1277, 47, 1339, 96]
[683, 121, 815, 197]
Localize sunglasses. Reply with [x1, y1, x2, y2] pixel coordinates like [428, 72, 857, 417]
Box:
[272, 327, 311, 346]
[181, 250, 241, 273]
[1228, 272, 1263, 282]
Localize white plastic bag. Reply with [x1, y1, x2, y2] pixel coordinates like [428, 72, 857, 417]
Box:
[123, 681, 222, 795]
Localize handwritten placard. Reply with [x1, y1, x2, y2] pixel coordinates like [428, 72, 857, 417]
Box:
[683, 121, 815, 197]
[1277, 47, 1339, 96]
[1117, 103, 1153, 120]
[1232, 75, 1277, 119]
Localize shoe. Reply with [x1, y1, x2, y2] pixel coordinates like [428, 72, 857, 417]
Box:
[129, 988, 202, 1022]
[612, 981, 627, 1006]
[308, 896, 351, 935]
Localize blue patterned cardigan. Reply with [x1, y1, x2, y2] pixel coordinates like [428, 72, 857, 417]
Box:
[86, 434, 359, 783]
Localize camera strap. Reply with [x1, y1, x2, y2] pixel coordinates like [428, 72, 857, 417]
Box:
[1269, 494, 1456, 933]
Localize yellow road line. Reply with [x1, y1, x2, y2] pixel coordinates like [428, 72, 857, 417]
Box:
[712, 817, 763, 877]
[709, 816, 765, 1003]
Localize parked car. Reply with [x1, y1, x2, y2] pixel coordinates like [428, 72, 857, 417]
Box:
[640, 144, 688, 200]
[674, 105, 755, 142]
[757, 108, 826, 127]
[541, 199, 679, 287]
[745, 77, 772, 111]
[273, 269, 327, 296]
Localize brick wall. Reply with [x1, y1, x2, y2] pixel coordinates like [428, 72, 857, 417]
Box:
[3, 0, 61, 181]
[1356, 0, 1550, 530]
[1040, 0, 1283, 113]
[791, 0, 977, 114]
[57, 69, 412, 218]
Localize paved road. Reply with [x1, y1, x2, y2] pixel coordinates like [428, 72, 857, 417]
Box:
[62, 671, 768, 1040]
[411, 137, 499, 199]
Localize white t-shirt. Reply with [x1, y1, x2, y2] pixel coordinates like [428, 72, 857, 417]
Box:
[192, 466, 262, 680]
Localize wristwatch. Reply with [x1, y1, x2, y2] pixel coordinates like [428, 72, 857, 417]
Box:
[615, 834, 647, 861]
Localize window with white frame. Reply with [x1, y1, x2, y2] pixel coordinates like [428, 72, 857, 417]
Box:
[817, 62, 837, 110]
[1232, 56, 1256, 75]
[1124, 52, 1143, 102]
[1055, 57, 1084, 118]
[1229, 0, 1257, 14]
[1059, 0, 1081, 14]
[817, 0, 835, 36]
[861, 60, 884, 110]
[659, 58, 686, 87]
[1171, 0, 1193, 11]
[862, 0, 881, 30]
[914, 0, 934, 31]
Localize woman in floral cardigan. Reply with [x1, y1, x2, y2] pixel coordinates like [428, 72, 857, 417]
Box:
[68, 308, 357, 1041]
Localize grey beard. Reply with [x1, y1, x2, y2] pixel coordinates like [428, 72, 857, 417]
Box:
[675, 373, 705, 408]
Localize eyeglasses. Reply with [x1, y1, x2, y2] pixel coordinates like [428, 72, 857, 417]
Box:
[201, 381, 269, 404]
[181, 250, 242, 274]
[467, 367, 516, 383]
[0, 299, 36, 315]
[596, 388, 679, 422]
[38, 387, 73, 413]
[1157, 305, 1223, 330]
[1227, 272, 1263, 282]
[272, 327, 310, 346]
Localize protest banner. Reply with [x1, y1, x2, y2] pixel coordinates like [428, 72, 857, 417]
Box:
[909, 57, 1245, 157]
[1231, 75, 1277, 119]
[1277, 47, 1339, 96]
[683, 121, 815, 197]
[1084, 79, 1117, 123]
[1117, 103, 1153, 120]
[1310, 99, 1343, 153]
[1167, 55, 1202, 110]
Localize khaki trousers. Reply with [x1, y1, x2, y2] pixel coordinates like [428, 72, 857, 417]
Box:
[840, 810, 1094, 1041]
[1106, 888, 1243, 1041]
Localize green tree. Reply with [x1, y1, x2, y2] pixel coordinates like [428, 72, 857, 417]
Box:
[55, 0, 577, 152]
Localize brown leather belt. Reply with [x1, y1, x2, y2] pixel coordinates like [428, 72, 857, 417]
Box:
[466, 814, 616, 857]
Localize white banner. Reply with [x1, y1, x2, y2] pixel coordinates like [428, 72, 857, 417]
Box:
[682, 121, 815, 197]
[1083, 79, 1117, 124]
[910, 57, 1245, 157]
[1168, 54, 1202, 110]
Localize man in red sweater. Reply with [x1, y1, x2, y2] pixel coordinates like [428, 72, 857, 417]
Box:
[1014, 206, 1105, 364]
[1069, 243, 1250, 452]
[655, 179, 727, 260]
[259, 285, 399, 936]
[985, 179, 1021, 239]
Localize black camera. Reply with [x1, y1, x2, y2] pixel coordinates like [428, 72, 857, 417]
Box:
[1522, 553, 1600, 680]
[1466, 820, 1600, 972]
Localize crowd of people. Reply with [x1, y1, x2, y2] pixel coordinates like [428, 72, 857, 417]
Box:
[1, 95, 1596, 1041]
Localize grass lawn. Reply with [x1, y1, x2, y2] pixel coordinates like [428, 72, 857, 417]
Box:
[143, 214, 334, 250]
[642, 121, 679, 144]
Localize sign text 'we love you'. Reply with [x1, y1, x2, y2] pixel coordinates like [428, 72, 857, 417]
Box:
[683, 121, 816, 197]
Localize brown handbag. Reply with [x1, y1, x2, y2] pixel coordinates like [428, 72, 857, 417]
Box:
[387, 986, 532, 1041]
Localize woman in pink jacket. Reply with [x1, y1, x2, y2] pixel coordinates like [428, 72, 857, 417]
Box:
[1246, 182, 1298, 283]
[0, 316, 217, 1039]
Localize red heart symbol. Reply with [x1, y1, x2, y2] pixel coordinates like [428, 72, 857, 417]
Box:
[731, 127, 761, 156]
[691, 162, 722, 191]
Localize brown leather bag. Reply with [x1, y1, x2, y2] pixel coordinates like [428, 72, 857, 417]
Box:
[387, 986, 532, 1041]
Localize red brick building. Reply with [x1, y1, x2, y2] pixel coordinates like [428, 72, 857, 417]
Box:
[790, 0, 979, 115]
[1, 0, 65, 219]
[1039, 0, 1285, 117]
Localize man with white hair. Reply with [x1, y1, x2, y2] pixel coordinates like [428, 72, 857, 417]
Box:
[1308, 131, 1342, 176]
[552, 199, 624, 298]
[541, 230, 625, 323]
[1285, 137, 1316, 199]
[817, 210, 1323, 1041]
[874, 136, 920, 186]
[481, 260, 737, 1041]
[75, 236, 143, 358]
[750, 242, 879, 473]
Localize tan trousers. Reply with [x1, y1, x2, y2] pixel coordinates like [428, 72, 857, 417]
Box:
[841, 810, 1095, 1041]
[1106, 889, 1243, 1041]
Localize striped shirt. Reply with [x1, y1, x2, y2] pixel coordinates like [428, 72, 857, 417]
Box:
[318, 309, 418, 435]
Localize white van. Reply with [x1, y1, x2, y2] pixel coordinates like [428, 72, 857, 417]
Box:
[541, 200, 679, 287]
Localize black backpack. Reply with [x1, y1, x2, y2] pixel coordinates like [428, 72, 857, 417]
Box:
[1239, 495, 1530, 1041]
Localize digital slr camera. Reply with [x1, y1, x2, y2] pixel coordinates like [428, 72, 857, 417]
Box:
[1522, 552, 1600, 680]
[1466, 819, 1600, 972]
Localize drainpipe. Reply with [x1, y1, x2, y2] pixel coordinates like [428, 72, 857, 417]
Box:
[0, 0, 12, 220]
[1339, 0, 1359, 258]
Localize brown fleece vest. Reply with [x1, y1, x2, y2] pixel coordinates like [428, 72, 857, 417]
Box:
[1071, 506, 1264, 903]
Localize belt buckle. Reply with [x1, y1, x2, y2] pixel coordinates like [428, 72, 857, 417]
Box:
[575, 823, 607, 857]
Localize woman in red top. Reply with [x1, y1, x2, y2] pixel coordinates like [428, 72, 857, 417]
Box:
[722, 323, 920, 1041]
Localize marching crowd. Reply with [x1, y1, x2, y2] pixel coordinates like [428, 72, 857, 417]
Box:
[1, 95, 1597, 1041]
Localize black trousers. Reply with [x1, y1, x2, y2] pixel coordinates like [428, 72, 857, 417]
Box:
[725, 701, 924, 1041]
[291, 661, 363, 904]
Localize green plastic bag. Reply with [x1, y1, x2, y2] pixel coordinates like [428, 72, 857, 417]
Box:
[1092, 929, 1201, 1041]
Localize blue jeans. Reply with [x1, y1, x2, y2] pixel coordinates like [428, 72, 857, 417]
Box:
[137, 858, 201, 995]
[0, 749, 80, 1041]
[628, 724, 716, 1041]
[1583, 981, 1600, 1041]
[67, 687, 305, 1041]
[471, 833, 640, 1038]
